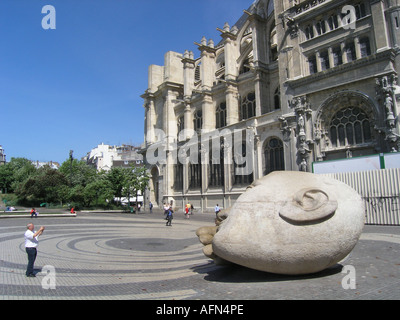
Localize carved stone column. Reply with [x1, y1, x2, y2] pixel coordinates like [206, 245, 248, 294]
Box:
[291, 96, 313, 172]
[376, 74, 400, 151]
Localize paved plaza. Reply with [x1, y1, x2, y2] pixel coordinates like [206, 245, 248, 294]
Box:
[0, 211, 399, 300]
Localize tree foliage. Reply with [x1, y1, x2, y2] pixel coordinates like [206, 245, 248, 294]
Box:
[0, 157, 149, 209]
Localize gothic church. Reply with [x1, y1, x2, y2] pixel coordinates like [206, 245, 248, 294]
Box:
[141, 0, 400, 210]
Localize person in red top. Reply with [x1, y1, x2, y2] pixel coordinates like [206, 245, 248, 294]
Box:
[185, 205, 189, 219]
[30, 208, 37, 218]
[70, 207, 76, 214]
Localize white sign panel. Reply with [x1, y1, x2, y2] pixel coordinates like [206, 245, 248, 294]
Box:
[313, 155, 381, 174]
[383, 153, 400, 169]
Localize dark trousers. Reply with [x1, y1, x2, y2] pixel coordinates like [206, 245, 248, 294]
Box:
[26, 248, 37, 276]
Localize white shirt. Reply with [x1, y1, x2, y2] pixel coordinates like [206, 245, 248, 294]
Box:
[24, 230, 39, 248]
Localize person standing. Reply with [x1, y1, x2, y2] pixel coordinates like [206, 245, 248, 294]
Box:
[165, 207, 173, 226]
[215, 204, 221, 217]
[185, 205, 190, 219]
[24, 223, 45, 277]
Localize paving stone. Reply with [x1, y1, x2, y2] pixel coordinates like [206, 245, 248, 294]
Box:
[0, 211, 399, 300]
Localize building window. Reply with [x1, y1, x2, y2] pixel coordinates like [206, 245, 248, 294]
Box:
[193, 109, 203, 132]
[274, 87, 280, 110]
[320, 50, 330, 70]
[308, 55, 317, 74]
[355, 3, 367, 20]
[195, 64, 201, 82]
[174, 163, 183, 191]
[264, 138, 284, 175]
[233, 142, 254, 186]
[328, 14, 339, 30]
[332, 46, 343, 67]
[240, 92, 256, 120]
[305, 25, 314, 40]
[189, 149, 202, 189]
[359, 37, 371, 57]
[316, 20, 326, 35]
[208, 139, 224, 187]
[345, 42, 356, 62]
[216, 102, 227, 129]
[329, 107, 372, 148]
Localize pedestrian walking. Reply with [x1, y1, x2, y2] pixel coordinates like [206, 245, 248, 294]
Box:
[215, 204, 221, 218]
[24, 223, 45, 277]
[165, 207, 173, 226]
[185, 205, 190, 219]
[149, 202, 153, 213]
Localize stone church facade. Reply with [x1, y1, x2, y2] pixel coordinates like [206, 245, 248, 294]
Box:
[140, 0, 400, 210]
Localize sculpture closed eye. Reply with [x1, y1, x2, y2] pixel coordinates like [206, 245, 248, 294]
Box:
[279, 188, 338, 224]
[196, 171, 365, 276]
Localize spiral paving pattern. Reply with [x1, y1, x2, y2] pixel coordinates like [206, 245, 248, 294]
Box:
[0, 214, 216, 300]
[2, 214, 400, 300]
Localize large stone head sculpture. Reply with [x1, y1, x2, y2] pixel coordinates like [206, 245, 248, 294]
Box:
[197, 171, 365, 275]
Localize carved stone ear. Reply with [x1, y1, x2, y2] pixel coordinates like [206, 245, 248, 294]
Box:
[279, 188, 338, 223]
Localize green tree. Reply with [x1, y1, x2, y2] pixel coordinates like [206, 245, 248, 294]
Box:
[0, 163, 14, 194]
[15, 165, 69, 205]
[107, 167, 126, 203]
[83, 174, 114, 207]
[121, 166, 149, 208]
[59, 159, 97, 187]
[132, 166, 150, 204]
[0, 158, 37, 193]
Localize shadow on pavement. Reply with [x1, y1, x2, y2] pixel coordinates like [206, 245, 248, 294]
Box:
[192, 261, 343, 283]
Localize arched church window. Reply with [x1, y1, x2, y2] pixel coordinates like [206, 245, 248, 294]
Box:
[193, 109, 203, 132]
[264, 138, 284, 175]
[329, 107, 372, 148]
[208, 138, 224, 187]
[216, 102, 227, 129]
[195, 64, 201, 82]
[240, 92, 256, 120]
[233, 141, 254, 186]
[174, 163, 183, 191]
[189, 147, 202, 190]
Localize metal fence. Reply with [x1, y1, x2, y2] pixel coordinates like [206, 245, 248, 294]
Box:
[320, 168, 400, 226]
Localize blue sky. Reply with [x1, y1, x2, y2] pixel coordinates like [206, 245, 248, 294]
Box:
[0, 0, 251, 164]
